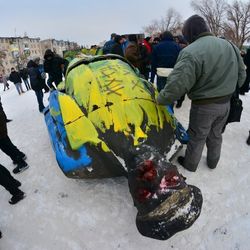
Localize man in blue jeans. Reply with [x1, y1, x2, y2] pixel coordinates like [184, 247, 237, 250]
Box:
[9, 68, 25, 95]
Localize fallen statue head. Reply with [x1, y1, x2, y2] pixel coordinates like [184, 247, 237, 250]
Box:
[127, 145, 202, 240]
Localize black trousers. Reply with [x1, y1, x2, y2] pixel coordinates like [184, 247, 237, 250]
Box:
[0, 164, 20, 195]
[0, 136, 23, 163]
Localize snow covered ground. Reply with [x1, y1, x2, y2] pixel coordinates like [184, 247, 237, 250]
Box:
[0, 84, 250, 250]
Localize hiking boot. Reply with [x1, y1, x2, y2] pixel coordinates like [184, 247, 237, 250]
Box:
[9, 191, 26, 205]
[13, 153, 27, 165]
[13, 161, 29, 174]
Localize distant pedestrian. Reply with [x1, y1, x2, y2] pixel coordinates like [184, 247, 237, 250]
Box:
[125, 34, 150, 79]
[0, 101, 29, 174]
[151, 31, 181, 92]
[0, 74, 9, 91]
[9, 68, 25, 95]
[103, 33, 116, 54]
[27, 58, 46, 112]
[121, 35, 129, 54]
[110, 35, 124, 57]
[43, 49, 68, 88]
[0, 164, 25, 204]
[19, 67, 31, 90]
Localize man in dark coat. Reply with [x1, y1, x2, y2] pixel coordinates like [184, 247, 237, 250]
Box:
[110, 35, 124, 57]
[0, 101, 29, 174]
[19, 67, 31, 91]
[125, 35, 150, 79]
[103, 33, 116, 54]
[151, 31, 181, 92]
[9, 68, 25, 95]
[43, 49, 68, 88]
[27, 58, 46, 112]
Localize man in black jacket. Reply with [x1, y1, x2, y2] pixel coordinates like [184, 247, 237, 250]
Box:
[19, 67, 31, 91]
[43, 49, 68, 88]
[9, 68, 25, 95]
[27, 58, 46, 112]
[110, 35, 124, 57]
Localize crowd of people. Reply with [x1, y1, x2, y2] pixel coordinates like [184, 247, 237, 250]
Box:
[0, 14, 250, 239]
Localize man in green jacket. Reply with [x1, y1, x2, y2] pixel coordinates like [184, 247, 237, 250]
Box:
[157, 15, 246, 172]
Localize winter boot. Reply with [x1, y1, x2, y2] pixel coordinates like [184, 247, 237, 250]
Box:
[9, 191, 26, 205]
[13, 160, 29, 174]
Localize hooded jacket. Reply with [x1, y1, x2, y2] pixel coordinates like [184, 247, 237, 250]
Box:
[150, 37, 181, 82]
[43, 49, 68, 85]
[27, 60, 44, 91]
[157, 15, 246, 105]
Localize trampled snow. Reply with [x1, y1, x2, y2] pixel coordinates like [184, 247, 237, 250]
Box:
[0, 84, 249, 250]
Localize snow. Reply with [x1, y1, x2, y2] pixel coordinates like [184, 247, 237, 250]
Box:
[0, 84, 250, 250]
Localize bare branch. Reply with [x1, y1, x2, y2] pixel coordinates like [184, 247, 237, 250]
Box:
[143, 8, 182, 36]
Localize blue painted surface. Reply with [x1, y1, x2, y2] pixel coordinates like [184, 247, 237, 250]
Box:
[166, 105, 189, 144]
[44, 91, 92, 173]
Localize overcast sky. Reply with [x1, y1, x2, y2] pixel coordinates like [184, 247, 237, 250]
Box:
[1, 0, 198, 45]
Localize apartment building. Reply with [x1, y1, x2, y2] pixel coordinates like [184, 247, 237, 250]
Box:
[0, 36, 80, 75]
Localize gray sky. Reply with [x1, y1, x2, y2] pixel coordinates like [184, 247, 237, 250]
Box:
[1, 0, 195, 46]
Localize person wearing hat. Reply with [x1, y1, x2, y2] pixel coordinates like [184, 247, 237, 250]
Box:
[27, 58, 46, 112]
[110, 35, 124, 57]
[157, 15, 246, 172]
[9, 68, 25, 95]
[103, 33, 116, 55]
[43, 49, 68, 89]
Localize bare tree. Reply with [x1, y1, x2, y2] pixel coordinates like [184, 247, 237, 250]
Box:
[143, 8, 182, 36]
[191, 0, 227, 36]
[143, 20, 161, 36]
[223, 1, 250, 48]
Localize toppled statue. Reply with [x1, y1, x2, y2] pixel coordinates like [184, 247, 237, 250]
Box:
[44, 54, 202, 240]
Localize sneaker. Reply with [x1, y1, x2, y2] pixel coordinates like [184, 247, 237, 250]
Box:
[9, 191, 26, 205]
[13, 153, 27, 165]
[13, 162, 29, 174]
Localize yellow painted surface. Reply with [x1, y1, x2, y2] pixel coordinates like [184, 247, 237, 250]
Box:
[58, 94, 110, 152]
[60, 58, 175, 150]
